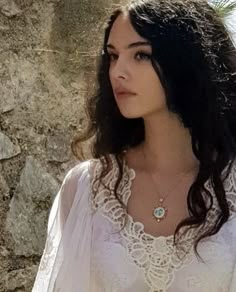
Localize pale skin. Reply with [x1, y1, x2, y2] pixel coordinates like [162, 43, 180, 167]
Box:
[107, 13, 200, 237]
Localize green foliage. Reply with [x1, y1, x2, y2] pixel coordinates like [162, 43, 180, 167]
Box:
[211, 0, 236, 18]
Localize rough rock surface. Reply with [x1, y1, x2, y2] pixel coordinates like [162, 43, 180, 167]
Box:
[0, 0, 118, 290]
[5, 156, 59, 256]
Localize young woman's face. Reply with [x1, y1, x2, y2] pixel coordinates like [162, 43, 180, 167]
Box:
[107, 13, 168, 119]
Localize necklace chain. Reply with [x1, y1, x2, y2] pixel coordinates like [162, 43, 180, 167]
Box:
[141, 145, 193, 222]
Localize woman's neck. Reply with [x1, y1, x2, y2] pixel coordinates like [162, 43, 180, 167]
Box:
[140, 111, 199, 176]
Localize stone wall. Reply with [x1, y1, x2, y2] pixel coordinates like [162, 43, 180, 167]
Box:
[0, 0, 118, 290]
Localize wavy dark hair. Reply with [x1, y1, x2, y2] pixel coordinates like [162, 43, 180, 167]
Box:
[72, 0, 236, 259]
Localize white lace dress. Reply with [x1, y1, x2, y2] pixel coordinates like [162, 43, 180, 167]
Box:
[32, 154, 236, 292]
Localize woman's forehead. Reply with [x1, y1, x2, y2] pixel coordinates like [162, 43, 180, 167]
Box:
[107, 14, 149, 50]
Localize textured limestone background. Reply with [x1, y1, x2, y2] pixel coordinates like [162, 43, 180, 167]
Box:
[0, 0, 118, 290]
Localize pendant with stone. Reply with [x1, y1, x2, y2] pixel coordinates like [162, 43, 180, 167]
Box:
[153, 198, 168, 222]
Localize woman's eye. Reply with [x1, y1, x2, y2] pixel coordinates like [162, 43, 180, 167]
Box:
[135, 52, 152, 61]
[106, 52, 151, 62]
[107, 53, 117, 61]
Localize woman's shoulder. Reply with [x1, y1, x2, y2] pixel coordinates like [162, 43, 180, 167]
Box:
[56, 159, 100, 222]
[58, 159, 97, 202]
[63, 153, 133, 194]
[63, 158, 99, 185]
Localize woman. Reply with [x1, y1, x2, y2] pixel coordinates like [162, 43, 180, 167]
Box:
[32, 0, 236, 291]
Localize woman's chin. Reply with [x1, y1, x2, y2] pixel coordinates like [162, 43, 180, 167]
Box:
[119, 110, 143, 119]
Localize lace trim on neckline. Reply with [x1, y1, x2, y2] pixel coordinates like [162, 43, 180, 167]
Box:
[90, 154, 236, 291]
[122, 156, 175, 241]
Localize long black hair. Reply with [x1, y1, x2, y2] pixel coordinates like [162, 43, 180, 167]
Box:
[72, 0, 236, 259]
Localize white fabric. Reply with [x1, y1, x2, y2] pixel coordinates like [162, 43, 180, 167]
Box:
[32, 154, 236, 292]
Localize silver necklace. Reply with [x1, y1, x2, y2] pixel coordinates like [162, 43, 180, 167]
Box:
[142, 146, 192, 222]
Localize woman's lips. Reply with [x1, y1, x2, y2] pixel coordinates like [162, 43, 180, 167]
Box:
[115, 92, 137, 99]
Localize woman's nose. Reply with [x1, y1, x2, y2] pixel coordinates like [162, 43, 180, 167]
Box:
[110, 59, 129, 80]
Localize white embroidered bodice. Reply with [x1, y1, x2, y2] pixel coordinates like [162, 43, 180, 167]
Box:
[90, 155, 236, 292]
[31, 155, 236, 292]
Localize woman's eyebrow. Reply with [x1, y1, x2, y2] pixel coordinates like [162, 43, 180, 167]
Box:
[106, 41, 151, 50]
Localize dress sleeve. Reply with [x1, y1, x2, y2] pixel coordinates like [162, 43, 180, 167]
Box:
[229, 263, 236, 292]
[32, 160, 93, 292]
[229, 223, 236, 292]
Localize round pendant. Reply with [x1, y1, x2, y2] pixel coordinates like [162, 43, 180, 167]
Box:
[153, 206, 167, 222]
